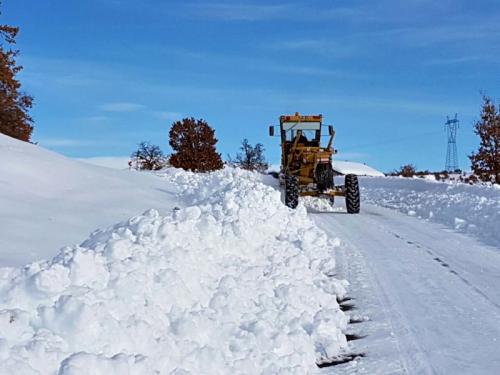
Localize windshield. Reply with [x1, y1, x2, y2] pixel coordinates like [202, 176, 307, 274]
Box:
[282, 122, 321, 131]
[281, 122, 321, 143]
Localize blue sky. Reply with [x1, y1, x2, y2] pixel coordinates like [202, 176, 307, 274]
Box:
[3, 0, 500, 172]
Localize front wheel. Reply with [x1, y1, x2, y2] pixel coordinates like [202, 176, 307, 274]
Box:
[285, 175, 299, 209]
[345, 174, 360, 214]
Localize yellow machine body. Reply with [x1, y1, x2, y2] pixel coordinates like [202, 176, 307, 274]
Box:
[273, 113, 345, 198]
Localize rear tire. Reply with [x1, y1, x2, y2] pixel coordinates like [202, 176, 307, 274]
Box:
[285, 175, 299, 209]
[345, 174, 360, 214]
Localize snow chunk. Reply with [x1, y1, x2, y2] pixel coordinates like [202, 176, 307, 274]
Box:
[59, 352, 148, 375]
[454, 217, 467, 230]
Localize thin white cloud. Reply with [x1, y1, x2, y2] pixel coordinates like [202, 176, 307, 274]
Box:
[37, 138, 94, 147]
[270, 20, 500, 61]
[292, 94, 475, 117]
[187, 2, 362, 22]
[273, 39, 326, 50]
[370, 22, 500, 48]
[266, 38, 359, 59]
[19, 57, 109, 88]
[425, 55, 489, 66]
[151, 45, 359, 79]
[99, 102, 146, 112]
[54, 75, 103, 87]
[264, 64, 361, 79]
[22, 71, 103, 88]
[149, 111, 183, 121]
[37, 138, 128, 149]
[335, 152, 369, 160]
[80, 115, 110, 124]
[188, 2, 291, 21]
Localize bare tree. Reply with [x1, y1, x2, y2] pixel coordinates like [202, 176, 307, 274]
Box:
[131, 141, 166, 170]
[392, 164, 416, 178]
[231, 138, 268, 172]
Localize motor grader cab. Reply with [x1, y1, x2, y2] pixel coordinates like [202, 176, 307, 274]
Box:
[269, 113, 360, 213]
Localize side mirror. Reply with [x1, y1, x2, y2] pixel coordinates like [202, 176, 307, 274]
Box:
[269, 126, 275, 137]
[328, 125, 334, 136]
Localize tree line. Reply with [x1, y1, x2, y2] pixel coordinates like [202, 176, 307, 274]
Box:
[131, 117, 268, 173]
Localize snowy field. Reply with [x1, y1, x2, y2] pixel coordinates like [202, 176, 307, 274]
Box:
[0, 134, 350, 374]
[0, 134, 177, 266]
[360, 176, 500, 247]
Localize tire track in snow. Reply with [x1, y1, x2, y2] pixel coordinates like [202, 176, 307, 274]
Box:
[312, 202, 500, 374]
[324, 213, 438, 375]
[334, 234, 412, 375]
[383, 228, 500, 312]
[317, 213, 425, 374]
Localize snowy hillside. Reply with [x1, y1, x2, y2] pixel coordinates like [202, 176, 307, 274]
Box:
[76, 156, 131, 170]
[0, 134, 177, 266]
[361, 177, 500, 247]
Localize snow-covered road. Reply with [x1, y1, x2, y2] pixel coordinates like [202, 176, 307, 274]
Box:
[313, 202, 500, 375]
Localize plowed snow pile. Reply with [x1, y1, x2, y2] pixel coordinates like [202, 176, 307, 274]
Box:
[361, 177, 500, 247]
[0, 168, 348, 374]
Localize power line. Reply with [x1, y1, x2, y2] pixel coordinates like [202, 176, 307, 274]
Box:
[444, 114, 459, 172]
[339, 129, 442, 152]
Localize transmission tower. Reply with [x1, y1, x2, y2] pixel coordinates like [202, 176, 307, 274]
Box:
[444, 114, 459, 172]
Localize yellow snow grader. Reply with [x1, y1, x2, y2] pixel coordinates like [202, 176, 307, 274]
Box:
[269, 113, 360, 213]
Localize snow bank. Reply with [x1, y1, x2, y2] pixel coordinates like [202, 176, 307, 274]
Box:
[269, 161, 384, 177]
[361, 177, 500, 247]
[332, 160, 384, 177]
[0, 168, 348, 374]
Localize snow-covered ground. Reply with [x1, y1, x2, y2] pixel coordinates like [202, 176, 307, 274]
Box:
[76, 156, 131, 170]
[269, 160, 384, 177]
[312, 203, 500, 374]
[0, 134, 351, 374]
[3, 133, 500, 374]
[0, 134, 177, 266]
[332, 160, 384, 177]
[307, 176, 500, 374]
[360, 177, 500, 247]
